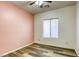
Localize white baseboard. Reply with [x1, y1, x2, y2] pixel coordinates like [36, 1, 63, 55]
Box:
[1, 42, 34, 56]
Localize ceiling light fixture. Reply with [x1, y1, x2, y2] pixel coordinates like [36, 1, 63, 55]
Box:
[35, 1, 43, 6]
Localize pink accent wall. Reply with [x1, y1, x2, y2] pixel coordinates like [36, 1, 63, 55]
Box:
[0, 2, 34, 55]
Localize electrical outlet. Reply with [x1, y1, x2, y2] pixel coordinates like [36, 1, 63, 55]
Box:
[38, 39, 40, 41]
[65, 42, 68, 45]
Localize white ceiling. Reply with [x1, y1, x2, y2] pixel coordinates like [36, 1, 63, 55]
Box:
[11, 1, 76, 14]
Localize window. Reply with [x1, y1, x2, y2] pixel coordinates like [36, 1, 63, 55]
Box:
[43, 18, 58, 38]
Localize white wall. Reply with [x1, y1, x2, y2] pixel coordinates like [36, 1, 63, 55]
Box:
[34, 5, 76, 49]
[76, 2, 79, 56]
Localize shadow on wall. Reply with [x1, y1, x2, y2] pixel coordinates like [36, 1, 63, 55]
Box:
[0, 1, 34, 56]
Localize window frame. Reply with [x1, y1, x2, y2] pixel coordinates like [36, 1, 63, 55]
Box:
[42, 18, 59, 39]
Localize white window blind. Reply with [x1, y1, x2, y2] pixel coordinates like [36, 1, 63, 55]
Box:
[43, 18, 58, 38]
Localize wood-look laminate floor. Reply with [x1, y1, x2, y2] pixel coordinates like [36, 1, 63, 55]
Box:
[3, 43, 77, 57]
